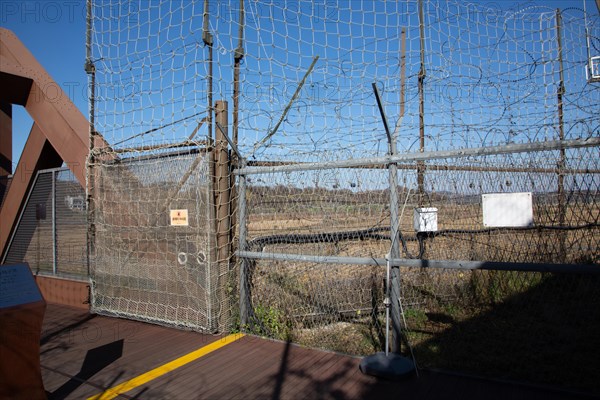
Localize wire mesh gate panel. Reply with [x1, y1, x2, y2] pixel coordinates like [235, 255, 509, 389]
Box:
[88, 0, 237, 332]
[90, 149, 227, 332]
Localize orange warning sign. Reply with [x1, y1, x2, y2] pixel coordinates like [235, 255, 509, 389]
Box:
[170, 209, 189, 226]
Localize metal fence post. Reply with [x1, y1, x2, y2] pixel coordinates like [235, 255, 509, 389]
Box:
[214, 100, 231, 331]
[52, 170, 57, 275]
[555, 9, 567, 261]
[372, 82, 403, 354]
[237, 158, 250, 328]
[389, 162, 403, 354]
[215, 101, 231, 266]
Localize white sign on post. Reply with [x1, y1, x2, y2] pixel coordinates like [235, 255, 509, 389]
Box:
[170, 209, 189, 226]
[482, 192, 533, 228]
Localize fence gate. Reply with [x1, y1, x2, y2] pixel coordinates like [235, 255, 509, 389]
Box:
[89, 148, 225, 332]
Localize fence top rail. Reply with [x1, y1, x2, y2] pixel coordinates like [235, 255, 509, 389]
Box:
[234, 137, 600, 176]
[37, 166, 73, 174]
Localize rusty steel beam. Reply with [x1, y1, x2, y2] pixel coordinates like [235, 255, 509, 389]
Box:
[0, 124, 63, 260]
[1, 28, 89, 183]
[0, 71, 32, 106]
[0, 101, 12, 194]
[0, 28, 110, 260]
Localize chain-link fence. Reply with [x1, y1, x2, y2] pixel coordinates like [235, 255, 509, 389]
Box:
[2, 167, 87, 279]
[236, 139, 600, 392]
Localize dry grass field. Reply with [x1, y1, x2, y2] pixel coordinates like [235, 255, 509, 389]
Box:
[247, 253, 600, 394]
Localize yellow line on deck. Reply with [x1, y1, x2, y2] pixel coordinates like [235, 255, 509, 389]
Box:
[87, 333, 245, 400]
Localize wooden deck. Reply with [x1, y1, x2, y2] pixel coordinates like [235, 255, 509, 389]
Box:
[40, 304, 593, 399]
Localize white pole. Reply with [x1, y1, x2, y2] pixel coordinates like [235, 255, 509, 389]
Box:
[385, 253, 391, 357]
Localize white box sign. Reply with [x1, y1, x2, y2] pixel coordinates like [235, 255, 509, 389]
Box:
[413, 207, 438, 232]
[482, 192, 533, 228]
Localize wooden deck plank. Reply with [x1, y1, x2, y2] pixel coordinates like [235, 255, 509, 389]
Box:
[85, 330, 223, 394]
[215, 341, 324, 399]
[86, 334, 244, 400]
[39, 304, 594, 400]
[217, 344, 312, 398]
[269, 346, 354, 399]
[186, 338, 277, 390]
[275, 344, 336, 398]
[198, 339, 298, 398]
[41, 305, 224, 399]
[125, 338, 279, 399]
[310, 356, 368, 399]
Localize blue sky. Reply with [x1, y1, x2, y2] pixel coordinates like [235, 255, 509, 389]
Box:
[1, 0, 88, 170]
[0, 0, 597, 168]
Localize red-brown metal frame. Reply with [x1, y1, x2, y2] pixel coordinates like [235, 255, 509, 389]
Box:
[0, 28, 101, 260]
